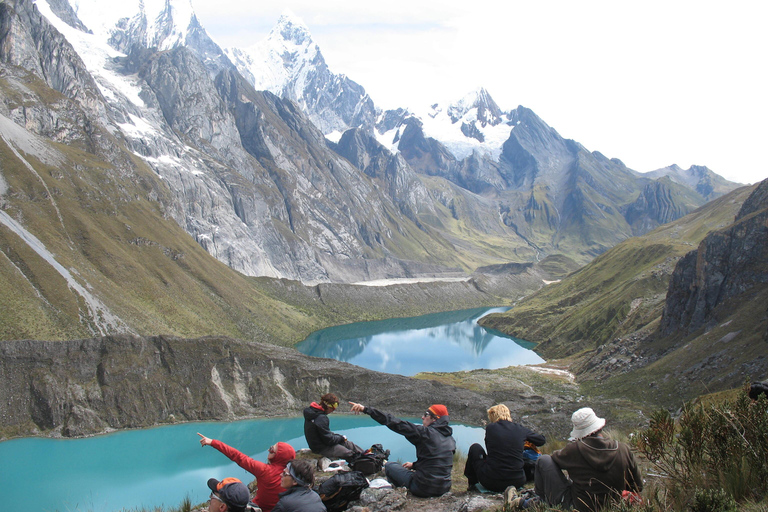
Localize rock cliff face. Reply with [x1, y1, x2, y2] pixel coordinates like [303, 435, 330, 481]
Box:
[661, 179, 768, 335]
[0, 335, 495, 438]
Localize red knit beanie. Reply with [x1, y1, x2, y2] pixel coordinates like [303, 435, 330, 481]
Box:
[428, 404, 449, 418]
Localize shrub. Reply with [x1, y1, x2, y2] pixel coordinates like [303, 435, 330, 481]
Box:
[688, 488, 736, 512]
[634, 385, 768, 507]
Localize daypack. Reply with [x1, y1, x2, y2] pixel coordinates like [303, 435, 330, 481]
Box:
[522, 440, 541, 482]
[749, 381, 768, 400]
[350, 444, 390, 475]
[316, 470, 369, 512]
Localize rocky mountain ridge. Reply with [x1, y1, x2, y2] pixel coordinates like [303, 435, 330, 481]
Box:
[660, 178, 768, 336]
[5, 0, 742, 286]
[481, 178, 768, 405]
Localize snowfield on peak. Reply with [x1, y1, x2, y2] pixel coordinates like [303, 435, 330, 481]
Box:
[225, 11, 320, 97]
[417, 102, 515, 160]
[34, 0, 147, 109]
[68, 0, 196, 50]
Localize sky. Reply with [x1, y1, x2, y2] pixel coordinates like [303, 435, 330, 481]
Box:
[192, 0, 768, 185]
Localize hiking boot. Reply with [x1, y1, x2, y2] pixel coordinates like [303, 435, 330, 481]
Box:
[510, 495, 540, 510]
[503, 485, 518, 505]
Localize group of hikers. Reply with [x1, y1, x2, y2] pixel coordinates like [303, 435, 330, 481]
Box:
[198, 392, 642, 512]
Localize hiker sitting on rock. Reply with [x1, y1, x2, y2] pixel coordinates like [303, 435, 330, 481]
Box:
[304, 393, 364, 462]
[198, 433, 295, 512]
[349, 401, 456, 497]
[514, 407, 642, 511]
[273, 459, 326, 512]
[206, 476, 250, 512]
[464, 403, 546, 492]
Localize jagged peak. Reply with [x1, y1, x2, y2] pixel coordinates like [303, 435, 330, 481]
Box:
[69, 0, 198, 51]
[145, 0, 196, 49]
[445, 88, 503, 126]
[270, 9, 313, 46]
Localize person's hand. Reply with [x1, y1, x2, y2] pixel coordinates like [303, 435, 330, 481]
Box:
[402, 462, 413, 469]
[197, 432, 213, 447]
[349, 401, 365, 414]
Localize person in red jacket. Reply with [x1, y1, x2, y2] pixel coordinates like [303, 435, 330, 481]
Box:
[198, 433, 296, 512]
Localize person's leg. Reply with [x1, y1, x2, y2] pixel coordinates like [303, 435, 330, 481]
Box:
[533, 455, 572, 508]
[319, 443, 355, 461]
[384, 462, 413, 488]
[342, 439, 364, 455]
[464, 443, 486, 488]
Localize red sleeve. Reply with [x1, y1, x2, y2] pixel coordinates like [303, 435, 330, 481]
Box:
[211, 439, 268, 478]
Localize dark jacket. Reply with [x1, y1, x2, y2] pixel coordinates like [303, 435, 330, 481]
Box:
[482, 420, 545, 487]
[364, 406, 456, 497]
[272, 485, 326, 512]
[551, 436, 643, 512]
[304, 402, 344, 453]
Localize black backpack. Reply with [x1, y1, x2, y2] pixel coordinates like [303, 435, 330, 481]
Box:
[350, 443, 390, 475]
[749, 381, 768, 400]
[316, 470, 369, 512]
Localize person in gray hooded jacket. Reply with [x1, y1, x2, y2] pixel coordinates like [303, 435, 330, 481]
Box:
[522, 407, 642, 512]
[272, 459, 326, 512]
[350, 401, 456, 497]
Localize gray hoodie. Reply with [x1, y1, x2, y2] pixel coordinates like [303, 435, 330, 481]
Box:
[551, 436, 642, 512]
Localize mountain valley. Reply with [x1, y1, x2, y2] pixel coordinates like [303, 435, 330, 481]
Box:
[0, 0, 765, 449]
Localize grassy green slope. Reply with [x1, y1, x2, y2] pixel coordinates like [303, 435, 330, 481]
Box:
[479, 184, 755, 357]
[0, 135, 333, 344]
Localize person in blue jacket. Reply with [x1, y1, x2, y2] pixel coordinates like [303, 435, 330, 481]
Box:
[349, 401, 456, 497]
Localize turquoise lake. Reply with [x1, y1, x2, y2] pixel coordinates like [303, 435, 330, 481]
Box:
[0, 416, 485, 512]
[296, 307, 543, 375]
[1, 307, 542, 511]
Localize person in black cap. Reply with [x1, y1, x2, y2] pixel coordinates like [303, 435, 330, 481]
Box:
[207, 477, 250, 512]
[272, 459, 326, 512]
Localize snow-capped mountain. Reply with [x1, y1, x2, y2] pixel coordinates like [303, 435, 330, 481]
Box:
[224, 11, 517, 161]
[225, 10, 376, 138]
[375, 88, 517, 161]
[3, 0, 743, 288]
[62, 0, 231, 75]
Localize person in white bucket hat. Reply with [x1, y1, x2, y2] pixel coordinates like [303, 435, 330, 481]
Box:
[568, 407, 607, 440]
[510, 407, 642, 511]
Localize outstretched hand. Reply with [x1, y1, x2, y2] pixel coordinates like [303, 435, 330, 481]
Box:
[197, 432, 213, 447]
[349, 401, 365, 414]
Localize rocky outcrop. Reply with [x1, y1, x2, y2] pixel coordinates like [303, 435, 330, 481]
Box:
[331, 128, 433, 220]
[0, 335, 499, 438]
[0, 0, 108, 139]
[623, 178, 694, 235]
[660, 179, 768, 335]
[643, 164, 742, 201]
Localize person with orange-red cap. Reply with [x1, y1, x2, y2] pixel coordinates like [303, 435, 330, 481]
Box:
[198, 433, 296, 512]
[349, 401, 456, 497]
[206, 476, 250, 512]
